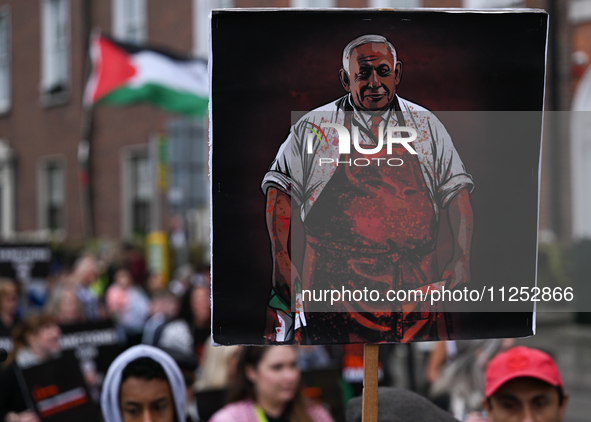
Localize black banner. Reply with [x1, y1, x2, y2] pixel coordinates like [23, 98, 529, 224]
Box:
[19, 351, 100, 422]
[0, 244, 51, 281]
[59, 321, 121, 387]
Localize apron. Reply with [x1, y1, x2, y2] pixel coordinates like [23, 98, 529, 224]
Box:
[302, 107, 444, 343]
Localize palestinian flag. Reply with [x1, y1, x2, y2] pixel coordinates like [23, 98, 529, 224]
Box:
[83, 33, 208, 117]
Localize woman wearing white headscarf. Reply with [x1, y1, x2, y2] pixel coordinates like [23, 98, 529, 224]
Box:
[101, 345, 186, 422]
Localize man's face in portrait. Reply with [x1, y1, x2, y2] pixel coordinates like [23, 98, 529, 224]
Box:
[483, 377, 568, 422]
[340, 42, 403, 111]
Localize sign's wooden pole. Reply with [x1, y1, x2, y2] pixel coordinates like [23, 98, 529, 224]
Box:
[362, 344, 379, 422]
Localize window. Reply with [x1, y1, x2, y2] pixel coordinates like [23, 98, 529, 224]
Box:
[368, 0, 421, 7]
[112, 0, 146, 44]
[0, 7, 10, 113]
[122, 147, 153, 237]
[463, 0, 524, 7]
[0, 141, 14, 238]
[41, 0, 70, 102]
[570, 0, 591, 23]
[166, 119, 208, 215]
[38, 158, 65, 232]
[193, 0, 234, 58]
[167, 118, 209, 262]
[290, 0, 336, 7]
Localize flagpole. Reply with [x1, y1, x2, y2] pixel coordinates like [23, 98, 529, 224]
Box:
[78, 107, 94, 241]
[78, 20, 95, 241]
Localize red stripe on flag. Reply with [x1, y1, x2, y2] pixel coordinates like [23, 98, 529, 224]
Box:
[93, 36, 137, 102]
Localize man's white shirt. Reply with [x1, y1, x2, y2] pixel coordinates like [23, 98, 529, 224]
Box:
[262, 94, 475, 222]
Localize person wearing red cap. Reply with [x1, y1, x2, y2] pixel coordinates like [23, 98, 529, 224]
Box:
[480, 346, 569, 422]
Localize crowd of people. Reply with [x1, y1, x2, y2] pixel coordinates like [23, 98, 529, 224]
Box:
[0, 246, 571, 422]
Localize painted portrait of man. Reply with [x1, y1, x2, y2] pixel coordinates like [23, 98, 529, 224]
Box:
[211, 9, 546, 346]
[262, 34, 474, 344]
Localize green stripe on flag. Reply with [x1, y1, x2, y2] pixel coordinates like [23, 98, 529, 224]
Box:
[98, 84, 208, 117]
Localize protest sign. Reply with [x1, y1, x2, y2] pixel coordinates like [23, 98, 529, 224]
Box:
[59, 321, 120, 386]
[19, 351, 100, 422]
[0, 244, 52, 313]
[211, 8, 548, 345]
[0, 244, 51, 281]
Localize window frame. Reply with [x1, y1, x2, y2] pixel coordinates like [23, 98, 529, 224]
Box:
[121, 144, 154, 238]
[166, 118, 209, 214]
[40, 0, 71, 106]
[193, 0, 234, 59]
[37, 155, 67, 235]
[0, 5, 11, 115]
[569, 0, 591, 23]
[112, 0, 147, 44]
[0, 140, 15, 238]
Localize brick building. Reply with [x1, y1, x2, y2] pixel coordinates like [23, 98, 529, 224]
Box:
[0, 0, 203, 247]
[0, 0, 578, 252]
